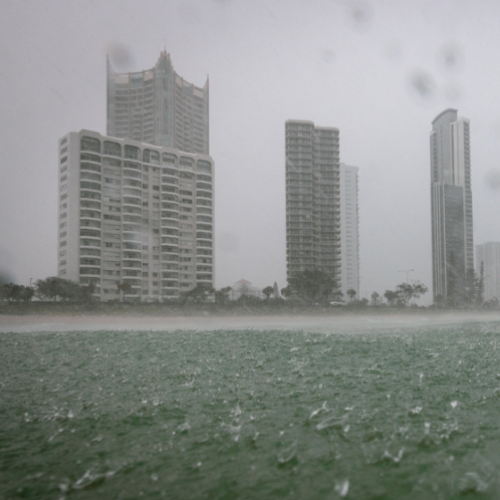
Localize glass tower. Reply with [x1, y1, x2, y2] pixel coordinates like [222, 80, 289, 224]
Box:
[430, 109, 473, 304]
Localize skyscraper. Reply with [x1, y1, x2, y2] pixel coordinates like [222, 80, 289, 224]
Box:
[475, 242, 500, 302]
[107, 50, 209, 154]
[285, 120, 341, 284]
[58, 51, 214, 301]
[340, 163, 359, 297]
[430, 109, 473, 304]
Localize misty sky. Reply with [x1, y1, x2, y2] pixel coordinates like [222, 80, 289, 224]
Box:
[2, 0, 500, 302]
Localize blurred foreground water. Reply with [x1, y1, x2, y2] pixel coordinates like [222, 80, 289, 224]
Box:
[2, 323, 500, 499]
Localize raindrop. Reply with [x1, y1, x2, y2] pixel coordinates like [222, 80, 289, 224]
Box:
[459, 472, 488, 494]
[334, 479, 349, 497]
[350, 1, 372, 31]
[177, 422, 191, 433]
[408, 406, 422, 416]
[408, 71, 436, 106]
[437, 43, 464, 74]
[106, 42, 135, 72]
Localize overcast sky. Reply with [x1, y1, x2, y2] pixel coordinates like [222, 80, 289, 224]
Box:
[2, 0, 500, 301]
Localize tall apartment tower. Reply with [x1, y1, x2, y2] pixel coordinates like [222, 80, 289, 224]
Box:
[430, 109, 473, 304]
[475, 242, 500, 302]
[58, 51, 214, 301]
[285, 120, 341, 284]
[340, 163, 360, 297]
[107, 50, 209, 154]
[58, 130, 214, 301]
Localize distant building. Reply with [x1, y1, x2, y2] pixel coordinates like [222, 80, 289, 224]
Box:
[285, 120, 341, 285]
[107, 50, 209, 154]
[230, 279, 263, 300]
[430, 109, 473, 304]
[340, 163, 359, 297]
[475, 242, 500, 301]
[58, 130, 214, 302]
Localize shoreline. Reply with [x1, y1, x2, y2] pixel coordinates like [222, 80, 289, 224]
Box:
[1, 311, 500, 333]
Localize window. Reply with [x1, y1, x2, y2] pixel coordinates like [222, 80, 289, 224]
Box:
[197, 160, 212, 173]
[162, 153, 177, 165]
[124, 145, 140, 159]
[103, 141, 121, 157]
[81, 153, 101, 163]
[81, 136, 101, 153]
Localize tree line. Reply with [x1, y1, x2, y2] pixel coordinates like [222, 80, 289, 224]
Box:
[0, 277, 94, 304]
[1, 266, 496, 310]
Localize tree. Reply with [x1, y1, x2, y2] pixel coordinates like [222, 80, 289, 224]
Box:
[215, 286, 232, 305]
[1, 283, 34, 303]
[36, 277, 94, 303]
[262, 286, 274, 300]
[384, 289, 399, 306]
[180, 284, 215, 304]
[288, 269, 336, 303]
[371, 291, 380, 306]
[117, 281, 132, 302]
[19, 286, 35, 303]
[395, 282, 429, 306]
[281, 286, 292, 298]
[347, 289, 357, 302]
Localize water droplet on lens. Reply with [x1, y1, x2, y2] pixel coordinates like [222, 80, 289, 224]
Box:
[437, 43, 464, 74]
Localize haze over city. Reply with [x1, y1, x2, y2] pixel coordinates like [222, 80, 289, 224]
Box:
[2, 0, 500, 302]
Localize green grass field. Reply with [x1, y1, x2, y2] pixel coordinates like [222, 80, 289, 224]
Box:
[1, 324, 500, 499]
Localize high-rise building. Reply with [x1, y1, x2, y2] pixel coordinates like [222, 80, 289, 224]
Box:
[340, 163, 359, 297]
[285, 120, 341, 284]
[107, 50, 209, 154]
[475, 242, 500, 302]
[58, 130, 214, 301]
[58, 50, 214, 301]
[430, 109, 473, 304]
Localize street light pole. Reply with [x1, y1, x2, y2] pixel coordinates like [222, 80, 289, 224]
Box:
[398, 269, 414, 283]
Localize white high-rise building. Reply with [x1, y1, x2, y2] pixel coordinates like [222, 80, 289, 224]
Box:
[430, 109, 473, 304]
[340, 163, 359, 297]
[58, 130, 214, 302]
[475, 242, 500, 302]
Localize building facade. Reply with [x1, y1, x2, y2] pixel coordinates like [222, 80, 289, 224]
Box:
[285, 120, 341, 285]
[430, 109, 473, 304]
[58, 130, 214, 301]
[475, 242, 500, 302]
[107, 50, 209, 154]
[340, 163, 360, 297]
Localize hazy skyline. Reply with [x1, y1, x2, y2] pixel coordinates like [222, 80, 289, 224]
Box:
[2, 0, 500, 302]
